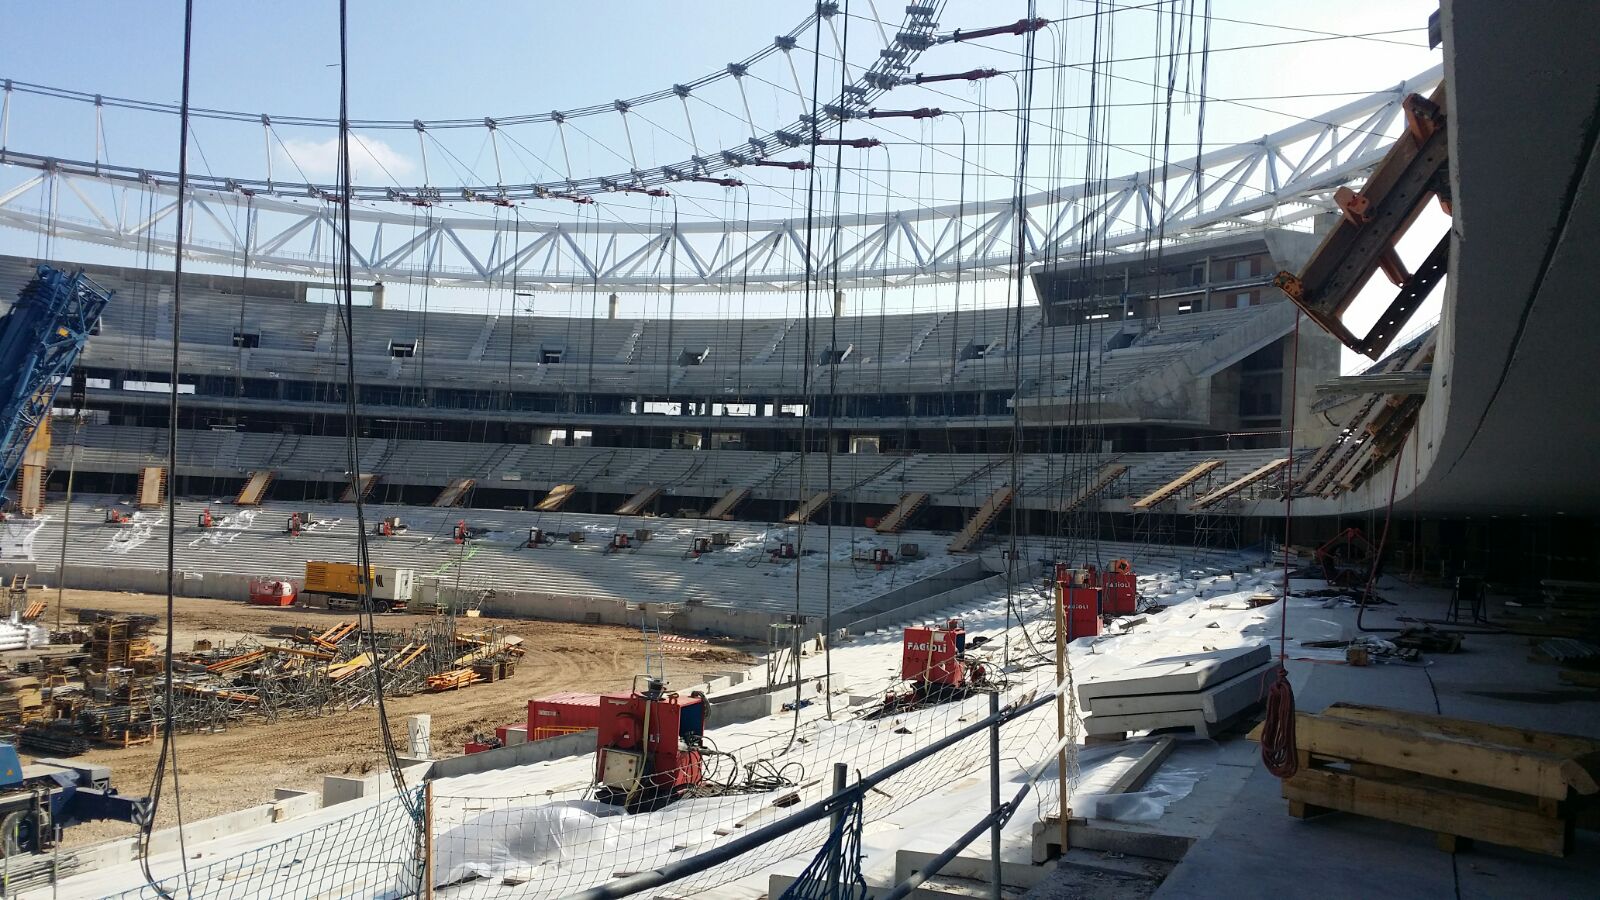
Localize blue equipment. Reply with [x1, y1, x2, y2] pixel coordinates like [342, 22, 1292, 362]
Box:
[0, 744, 145, 855]
[0, 265, 112, 506]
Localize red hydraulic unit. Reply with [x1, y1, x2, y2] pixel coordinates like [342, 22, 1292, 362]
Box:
[876, 618, 991, 715]
[1056, 564, 1101, 640]
[902, 619, 967, 689]
[1100, 558, 1138, 615]
[595, 676, 706, 812]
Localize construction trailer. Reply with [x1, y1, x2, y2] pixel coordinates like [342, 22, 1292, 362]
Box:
[301, 561, 417, 613]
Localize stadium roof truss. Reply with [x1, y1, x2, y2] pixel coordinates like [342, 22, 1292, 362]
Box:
[0, 67, 1441, 293]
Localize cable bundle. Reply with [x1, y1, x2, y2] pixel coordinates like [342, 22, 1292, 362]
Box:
[1259, 664, 1298, 778]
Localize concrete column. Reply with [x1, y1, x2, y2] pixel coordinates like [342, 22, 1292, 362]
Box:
[608, 293, 619, 319]
[371, 281, 385, 309]
[833, 290, 844, 318]
[406, 714, 432, 758]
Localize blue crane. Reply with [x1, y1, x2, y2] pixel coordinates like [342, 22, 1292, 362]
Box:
[0, 265, 112, 507]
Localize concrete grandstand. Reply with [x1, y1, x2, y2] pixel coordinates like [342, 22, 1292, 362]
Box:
[4, 225, 1334, 549]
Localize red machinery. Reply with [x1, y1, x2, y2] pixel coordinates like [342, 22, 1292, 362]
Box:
[769, 541, 797, 561]
[595, 676, 706, 812]
[285, 513, 302, 536]
[1315, 527, 1377, 586]
[1100, 558, 1138, 615]
[453, 520, 469, 545]
[374, 516, 405, 537]
[196, 508, 214, 529]
[105, 508, 131, 525]
[689, 536, 713, 557]
[526, 527, 551, 548]
[606, 533, 632, 554]
[528, 691, 601, 741]
[1056, 564, 1101, 640]
[247, 578, 298, 607]
[876, 618, 991, 715]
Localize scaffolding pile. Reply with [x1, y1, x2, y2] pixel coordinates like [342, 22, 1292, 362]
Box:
[0, 613, 525, 754]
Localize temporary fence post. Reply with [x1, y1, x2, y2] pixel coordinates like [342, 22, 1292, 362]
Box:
[988, 689, 1002, 900]
[423, 781, 435, 900]
[1055, 577, 1070, 853]
[828, 762, 848, 899]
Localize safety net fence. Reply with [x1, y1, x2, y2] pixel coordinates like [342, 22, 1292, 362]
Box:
[110, 665, 1076, 899]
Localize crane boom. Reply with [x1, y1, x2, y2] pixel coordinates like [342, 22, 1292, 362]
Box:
[0, 266, 112, 506]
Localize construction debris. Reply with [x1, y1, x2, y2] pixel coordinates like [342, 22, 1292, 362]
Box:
[0, 612, 524, 751]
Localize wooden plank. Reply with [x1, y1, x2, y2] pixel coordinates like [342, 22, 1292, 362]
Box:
[1295, 711, 1593, 800]
[1131, 459, 1222, 509]
[1321, 703, 1600, 762]
[535, 483, 578, 512]
[1107, 737, 1176, 795]
[1059, 462, 1127, 513]
[1189, 458, 1288, 509]
[947, 486, 1013, 553]
[1280, 766, 1571, 857]
[784, 490, 834, 524]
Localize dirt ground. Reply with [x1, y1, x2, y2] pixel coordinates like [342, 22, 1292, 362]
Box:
[7, 589, 754, 846]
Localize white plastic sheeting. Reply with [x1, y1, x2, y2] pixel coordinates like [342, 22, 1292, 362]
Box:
[432, 801, 624, 888]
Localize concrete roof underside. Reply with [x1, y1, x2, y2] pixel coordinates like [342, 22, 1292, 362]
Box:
[1301, 0, 1600, 517]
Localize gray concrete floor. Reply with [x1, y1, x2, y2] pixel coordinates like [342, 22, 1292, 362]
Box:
[1153, 584, 1600, 899]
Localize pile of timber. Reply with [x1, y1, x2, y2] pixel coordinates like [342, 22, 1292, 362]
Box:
[1254, 702, 1600, 856]
[427, 669, 482, 692]
[0, 676, 47, 728]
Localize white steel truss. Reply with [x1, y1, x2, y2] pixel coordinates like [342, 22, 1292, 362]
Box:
[0, 67, 1440, 293]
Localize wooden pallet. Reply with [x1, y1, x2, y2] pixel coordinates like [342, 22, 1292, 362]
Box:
[1253, 703, 1600, 856]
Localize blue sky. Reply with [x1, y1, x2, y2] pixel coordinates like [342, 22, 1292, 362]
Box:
[0, 1, 1443, 357]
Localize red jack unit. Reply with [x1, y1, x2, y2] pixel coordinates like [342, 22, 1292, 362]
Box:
[595, 676, 706, 812]
[901, 620, 966, 687]
[875, 618, 992, 716]
[1056, 564, 1101, 640]
[1100, 559, 1138, 615]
